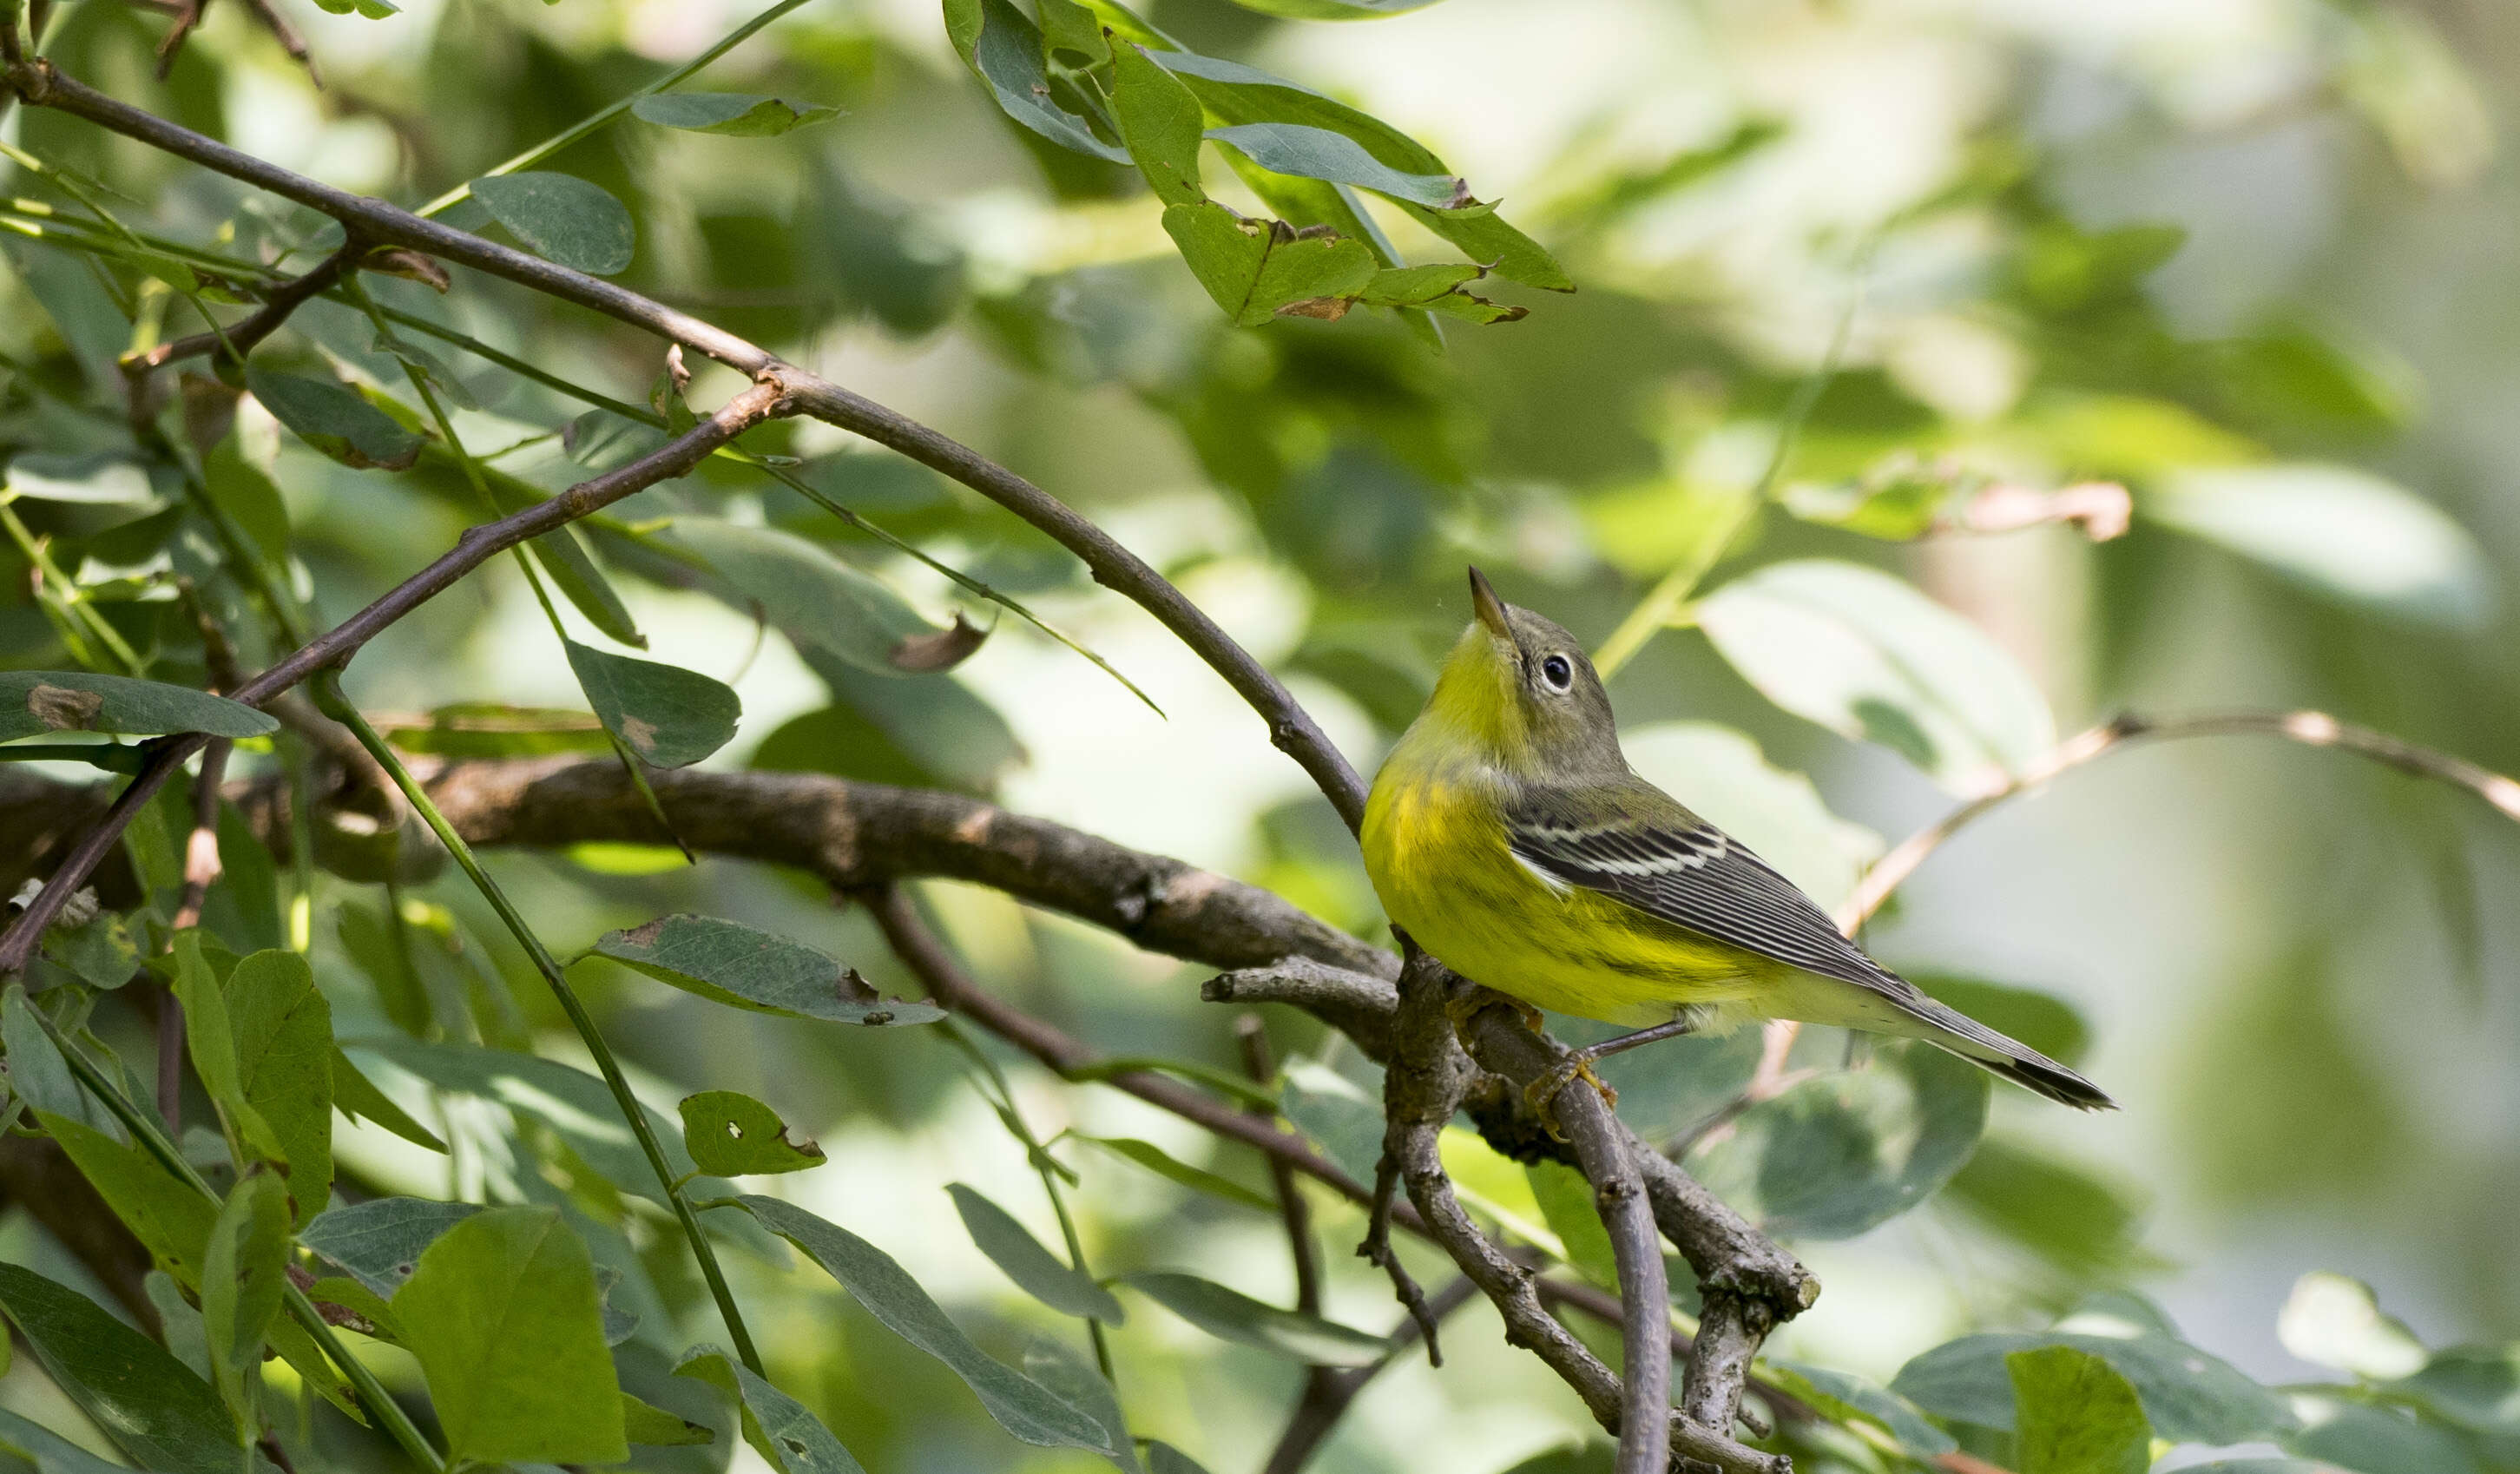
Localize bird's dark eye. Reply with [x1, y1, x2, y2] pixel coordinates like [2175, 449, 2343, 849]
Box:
[1539, 654, 1573, 692]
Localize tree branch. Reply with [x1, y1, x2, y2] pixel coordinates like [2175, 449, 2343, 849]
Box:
[122, 237, 362, 378]
[0, 379, 787, 975]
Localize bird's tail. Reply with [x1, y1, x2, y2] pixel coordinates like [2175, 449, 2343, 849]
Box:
[1895, 995, 2117, 1111]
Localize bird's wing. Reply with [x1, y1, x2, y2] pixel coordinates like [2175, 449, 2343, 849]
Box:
[1503, 779, 1899, 994]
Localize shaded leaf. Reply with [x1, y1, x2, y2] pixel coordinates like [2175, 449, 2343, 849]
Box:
[738, 1195, 1117, 1454]
[0, 1263, 246, 1474]
[1023, 1337, 1141, 1474]
[1072, 1134, 1275, 1211]
[2285, 1392, 2484, 1474]
[0, 670, 276, 744]
[673, 518, 965, 677]
[375, 703, 612, 760]
[1944, 1135, 2149, 1278]
[676, 1344, 870, 1473]
[472, 172, 636, 276]
[1276, 1059, 1384, 1186]
[633, 91, 842, 137]
[1118, 1272, 1387, 1366]
[247, 368, 424, 470]
[678, 1090, 826, 1175]
[172, 932, 288, 1164]
[392, 1205, 628, 1464]
[947, 1182, 1125, 1323]
[2392, 1345, 2520, 1434]
[951, 0, 1128, 162]
[2, 989, 121, 1140]
[1696, 558, 2057, 793]
[622, 1392, 716, 1447]
[201, 1168, 292, 1432]
[40, 1116, 214, 1286]
[1110, 42, 1207, 206]
[1766, 1359, 1956, 1458]
[1892, 1331, 2292, 1444]
[0, 1405, 140, 1474]
[302, 1197, 483, 1298]
[590, 913, 942, 1026]
[1684, 1037, 1987, 1240]
[1208, 122, 1464, 207]
[563, 639, 741, 768]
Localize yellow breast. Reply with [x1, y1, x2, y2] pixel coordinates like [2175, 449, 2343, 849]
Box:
[1360, 747, 1769, 1028]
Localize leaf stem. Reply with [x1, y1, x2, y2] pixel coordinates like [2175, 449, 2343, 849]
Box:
[306, 671, 767, 1377]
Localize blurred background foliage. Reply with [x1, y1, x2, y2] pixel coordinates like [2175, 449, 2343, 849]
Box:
[6, 0, 2520, 1471]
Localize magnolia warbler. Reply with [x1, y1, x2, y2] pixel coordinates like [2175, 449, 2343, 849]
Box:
[1360, 568, 2114, 1111]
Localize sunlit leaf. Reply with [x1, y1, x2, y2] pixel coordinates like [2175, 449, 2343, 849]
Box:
[622, 1392, 716, 1447]
[392, 1206, 628, 1464]
[472, 172, 636, 276]
[678, 1090, 826, 1175]
[633, 92, 843, 137]
[2010, 1345, 2150, 1474]
[0, 670, 276, 743]
[589, 912, 943, 1026]
[2145, 464, 2494, 630]
[738, 1195, 1118, 1454]
[1111, 42, 1206, 207]
[2277, 1273, 2428, 1380]
[1163, 201, 1378, 326]
[947, 1182, 1125, 1323]
[1695, 559, 2057, 793]
[1118, 1272, 1388, 1366]
[563, 639, 740, 768]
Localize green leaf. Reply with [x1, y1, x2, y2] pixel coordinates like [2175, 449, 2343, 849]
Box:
[955, 0, 1128, 162]
[1147, 1444, 1220, 1474]
[1071, 1133, 1275, 1211]
[589, 912, 943, 1026]
[1208, 122, 1464, 207]
[1162, 201, 1378, 326]
[563, 638, 741, 768]
[622, 1392, 716, 1447]
[1695, 558, 2058, 793]
[0, 1262, 243, 1474]
[471, 172, 636, 276]
[2392, 1345, 2520, 1435]
[308, 0, 399, 16]
[1394, 198, 1572, 293]
[2144, 464, 2493, 629]
[1118, 1272, 1388, 1366]
[1619, 721, 1882, 913]
[0, 1405, 141, 1474]
[673, 519, 977, 675]
[335, 899, 434, 1036]
[331, 1045, 449, 1153]
[1892, 1331, 2291, 1444]
[1764, 1359, 1956, 1458]
[678, 1090, 826, 1175]
[676, 1344, 871, 1473]
[2009, 1346, 2150, 1474]
[738, 1195, 1117, 1454]
[172, 931, 289, 1165]
[41, 1116, 216, 1286]
[2277, 1273, 2428, 1380]
[1943, 1135, 2148, 1278]
[1, 989, 121, 1140]
[1110, 43, 1207, 206]
[301, 1196, 482, 1297]
[1021, 1337, 1140, 1474]
[225, 949, 334, 1223]
[1276, 1059, 1385, 1186]
[391, 1205, 628, 1464]
[2285, 1392, 2484, 1474]
[0, 670, 277, 744]
[946, 1182, 1125, 1323]
[1218, 0, 1444, 16]
[1683, 1037, 1987, 1240]
[1523, 1160, 1618, 1286]
[206, 805, 284, 955]
[632, 91, 842, 136]
[201, 1168, 292, 1433]
[247, 368, 425, 470]
[373, 703, 613, 760]
[346, 1037, 720, 1207]
[3, 451, 158, 505]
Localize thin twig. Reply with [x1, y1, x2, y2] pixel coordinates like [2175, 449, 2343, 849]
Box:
[151, 0, 209, 80]
[157, 736, 228, 1126]
[1263, 1276, 1479, 1474]
[122, 237, 360, 378]
[0, 379, 786, 974]
[237, 0, 318, 84]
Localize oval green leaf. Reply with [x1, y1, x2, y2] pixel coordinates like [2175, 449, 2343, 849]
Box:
[946, 1182, 1125, 1324]
[676, 1345, 870, 1472]
[562, 639, 740, 768]
[472, 171, 635, 276]
[2009, 1345, 2152, 1474]
[590, 912, 943, 1026]
[632, 91, 842, 137]
[1695, 558, 2057, 794]
[0, 1263, 242, 1474]
[2146, 463, 2493, 630]
[247, 368, 426, 471]
[678, 1090, 826, 1175]
[1118, 1271, 1389, 1366]
[0, 671, 277, 744]
[1892, 1330, 2291, 1444]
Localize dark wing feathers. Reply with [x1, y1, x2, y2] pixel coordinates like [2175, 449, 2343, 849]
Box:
[1504, 795, 1898, 994]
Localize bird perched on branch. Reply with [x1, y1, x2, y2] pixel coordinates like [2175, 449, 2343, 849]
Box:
[1361, 567, 2114, 1113]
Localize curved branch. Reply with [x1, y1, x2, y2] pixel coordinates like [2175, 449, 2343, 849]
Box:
[1840, 708, 2520, 931]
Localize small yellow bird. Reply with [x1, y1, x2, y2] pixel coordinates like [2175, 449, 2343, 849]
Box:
[1361, 568, 2114, 1110]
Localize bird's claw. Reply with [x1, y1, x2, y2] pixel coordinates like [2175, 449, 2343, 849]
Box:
[1525, 1055, 1617, 1142]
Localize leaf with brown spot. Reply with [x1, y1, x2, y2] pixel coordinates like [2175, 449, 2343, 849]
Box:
[27, 684, 103, 731]
[362, 248, 451, 292]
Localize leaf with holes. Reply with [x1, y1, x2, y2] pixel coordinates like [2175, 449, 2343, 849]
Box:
[247, 368, 425, 470]
[1118, 1273, 1388, 1366]
[0, 671, 277, 744]
[738, 1195, 1116, 1454]
[589, 912, 941, 1026]
[301, 1197, 484, 1298]
[678, 1090, 826, 1175]
[472, 172, 635, 275]
[633, 91, 842, 136]
[947, 1183, 1125, 1323]
[392, 1206, 628, 1464]
[677, 1345, 870, 1473]
[1162, 201, 1378, 326]
[563, 639, 741, 768]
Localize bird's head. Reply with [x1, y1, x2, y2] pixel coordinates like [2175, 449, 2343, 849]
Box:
[1420, 567, 1625, 780]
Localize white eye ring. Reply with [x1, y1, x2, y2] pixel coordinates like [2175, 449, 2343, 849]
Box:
[1539, 654, 1573, 692]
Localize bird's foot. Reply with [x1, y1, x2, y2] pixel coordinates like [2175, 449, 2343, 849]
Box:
[1525, 1052, 1617, 1142]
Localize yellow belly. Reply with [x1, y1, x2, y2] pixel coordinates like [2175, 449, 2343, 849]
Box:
[1359, 761, 1781, 1029]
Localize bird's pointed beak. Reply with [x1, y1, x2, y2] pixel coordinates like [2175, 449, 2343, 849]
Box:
[1467, 566, 1511, 641]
